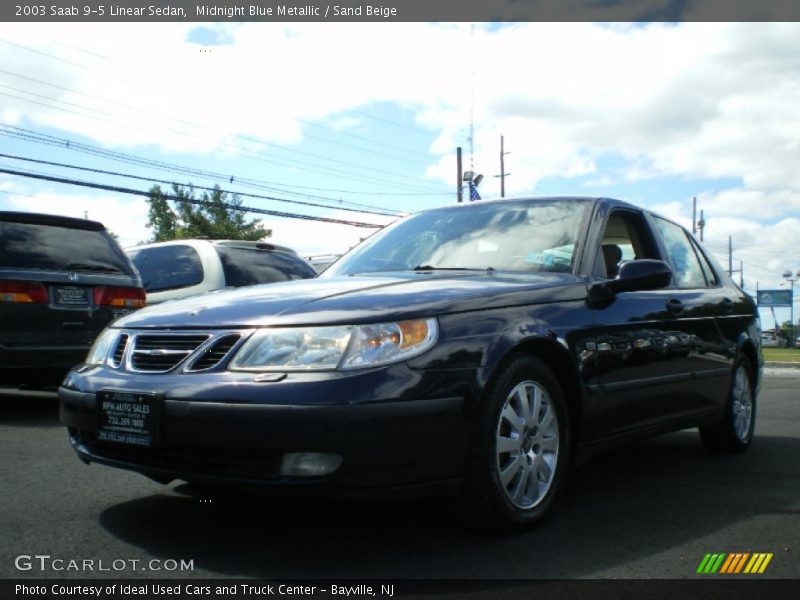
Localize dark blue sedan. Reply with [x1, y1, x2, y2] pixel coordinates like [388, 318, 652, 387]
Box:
[59, 197, 762, 530]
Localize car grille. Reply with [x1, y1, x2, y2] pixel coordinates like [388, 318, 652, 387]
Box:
[186, 334, 242, 371]
[130, 334, 211, 372]
[110, 334, 128, 368]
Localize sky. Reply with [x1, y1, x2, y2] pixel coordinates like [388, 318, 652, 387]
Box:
[0, 21, 799, 329]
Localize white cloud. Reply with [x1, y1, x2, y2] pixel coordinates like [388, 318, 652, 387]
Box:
[3, 22, 799, 197]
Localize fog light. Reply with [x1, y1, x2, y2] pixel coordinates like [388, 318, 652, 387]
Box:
[279, 452, 343, 477]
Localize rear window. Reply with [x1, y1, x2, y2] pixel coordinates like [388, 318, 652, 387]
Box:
[128, 245, 204, 292]
[215, 247, 317, 287]
[0, 220, 134, 275]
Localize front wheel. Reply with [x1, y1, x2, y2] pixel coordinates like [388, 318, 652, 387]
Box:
[459, 354, 570, 531]
[699, 356, 756, 453]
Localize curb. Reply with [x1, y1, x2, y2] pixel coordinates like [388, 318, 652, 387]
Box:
[764, 361, 800, 369]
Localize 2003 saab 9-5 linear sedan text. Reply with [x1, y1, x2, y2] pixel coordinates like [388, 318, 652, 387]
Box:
[59, 197, 762, 530]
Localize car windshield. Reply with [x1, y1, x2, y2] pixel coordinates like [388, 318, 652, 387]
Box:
[324, 199, 590, 277]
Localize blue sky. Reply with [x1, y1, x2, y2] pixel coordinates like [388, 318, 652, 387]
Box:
[1, 22, 799, 329]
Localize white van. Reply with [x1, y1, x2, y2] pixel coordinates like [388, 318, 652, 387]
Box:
[126, 239, 317, 305]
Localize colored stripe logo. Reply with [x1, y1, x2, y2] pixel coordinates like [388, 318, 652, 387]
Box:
[697, 553, 773, 574]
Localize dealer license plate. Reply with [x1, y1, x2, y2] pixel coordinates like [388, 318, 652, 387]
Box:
[53, 286, 89, 306]
[97, 390, 159, 447]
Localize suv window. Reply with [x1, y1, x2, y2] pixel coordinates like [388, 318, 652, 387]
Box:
[0, 220, 134, 275]
[215, 247, 317, 287]
[652, 217, 708, 288]
[129, 245, 204, 292]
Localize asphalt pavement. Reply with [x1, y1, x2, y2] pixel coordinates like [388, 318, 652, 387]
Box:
[1, 375, 798, 581]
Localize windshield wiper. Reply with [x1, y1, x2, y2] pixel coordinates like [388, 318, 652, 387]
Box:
[413, 265, 495, 272]
[67, 261, 122, 273]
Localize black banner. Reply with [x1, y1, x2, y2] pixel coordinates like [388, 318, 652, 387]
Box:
[4, 579, 800, 600]
[4, 1, 800, 23]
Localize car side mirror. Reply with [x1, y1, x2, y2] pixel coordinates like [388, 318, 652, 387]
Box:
[607, 259, 672, 294]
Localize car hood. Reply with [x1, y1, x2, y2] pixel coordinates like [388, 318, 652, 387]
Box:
[113, 271, 588, 329]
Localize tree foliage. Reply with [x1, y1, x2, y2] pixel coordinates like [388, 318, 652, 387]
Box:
[145, 184, 270, 242]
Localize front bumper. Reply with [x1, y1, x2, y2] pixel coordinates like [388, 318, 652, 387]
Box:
[59, 365, 473, 496]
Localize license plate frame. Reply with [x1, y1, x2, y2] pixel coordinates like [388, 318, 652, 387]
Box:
[96, 390, 162, 448]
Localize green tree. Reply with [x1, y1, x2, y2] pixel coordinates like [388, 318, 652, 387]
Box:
[145, 184, 270, 242]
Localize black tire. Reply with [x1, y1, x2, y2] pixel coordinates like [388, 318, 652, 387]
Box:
[458, 353, 570, 531]
[699, 355, 756, 453]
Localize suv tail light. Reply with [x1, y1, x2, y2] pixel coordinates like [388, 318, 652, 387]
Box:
[0, 280, 48, 304]
[93, 286, 146, 308]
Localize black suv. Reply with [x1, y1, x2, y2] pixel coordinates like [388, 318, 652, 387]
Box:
[0, 212, 144, 387]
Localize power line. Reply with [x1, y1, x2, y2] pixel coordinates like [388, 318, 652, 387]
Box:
[0, 66, 434, 163]
[1, 114, 446, 198]
[345, 108, 434, 135]
[0, 153, 403, 217]
[0, 53, 449, 191]
[0, 125, 426, 212]
[0, 88, 446, 194]
[0, 167, 390, 229]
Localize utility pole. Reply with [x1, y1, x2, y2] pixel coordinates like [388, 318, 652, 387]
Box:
[457, 147, 463, 203]
[740, 261, 744, 288]
[728, 235, 733, 276]
[698, 209, 706, 241]
[692, 196, 697, 236]
[496, 135, 511, 198]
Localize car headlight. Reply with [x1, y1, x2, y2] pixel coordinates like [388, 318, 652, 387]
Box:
[340, 319, 438, 370]
[229, 319, 438, 372]
[85, 328, 118, 366]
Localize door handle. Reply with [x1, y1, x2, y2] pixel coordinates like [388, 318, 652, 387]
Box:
[666, 298, 685, 315]
[61, 321, 85, 331]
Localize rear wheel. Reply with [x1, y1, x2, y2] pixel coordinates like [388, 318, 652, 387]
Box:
[459, 354, 569, 531]
[699, 356, 756, 452]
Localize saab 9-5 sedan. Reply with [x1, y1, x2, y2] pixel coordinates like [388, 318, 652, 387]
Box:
[59, 197, 762, 530]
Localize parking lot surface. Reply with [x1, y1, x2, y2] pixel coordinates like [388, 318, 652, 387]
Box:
[1, 377, 798, 580]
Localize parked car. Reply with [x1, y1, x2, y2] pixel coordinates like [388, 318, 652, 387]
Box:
[1, 211, 144, 388]
[126, 239, 317, 304]
[59, 197, 762, 530]
[303, 254, 341, 274]
[760, 332, 783, 347]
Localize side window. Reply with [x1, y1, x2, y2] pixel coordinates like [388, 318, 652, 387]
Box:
[652, 218, 707, 289]
[689, 237, 719, 287]
[128, 245, 204, 292]
[216, 247, 317, 287]
[595, 211, 659, 279]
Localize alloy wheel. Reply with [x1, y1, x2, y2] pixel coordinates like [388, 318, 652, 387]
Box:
[731, 365, 753, 442]
[495, 380, 560, 509]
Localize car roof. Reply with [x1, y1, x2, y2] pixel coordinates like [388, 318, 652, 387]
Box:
[126, 238, 298, 254]
[421, 196, 640, 213]
[0, 211, 106, 231]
